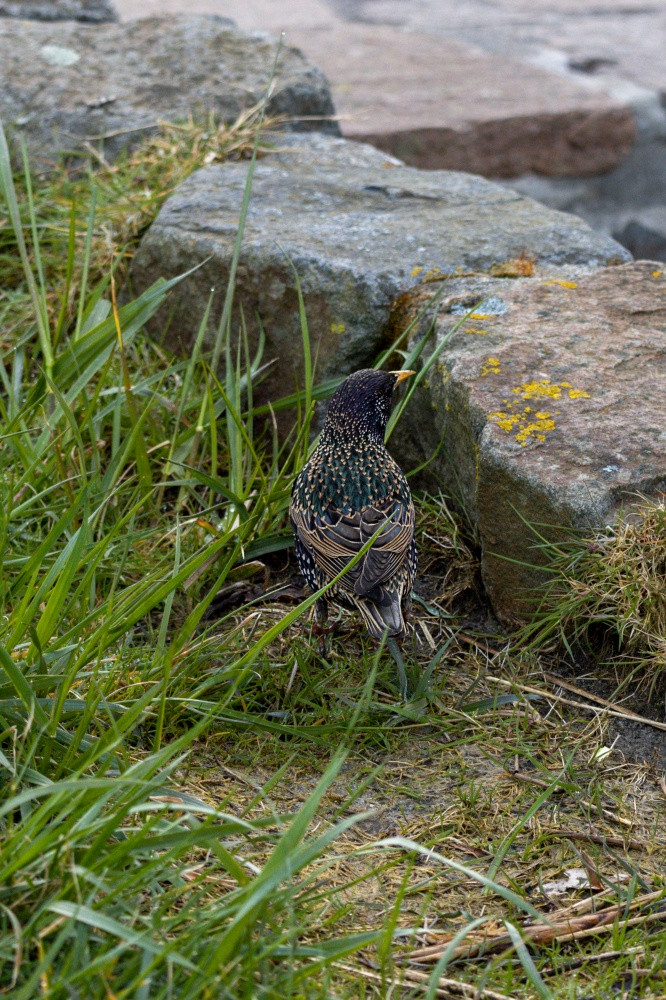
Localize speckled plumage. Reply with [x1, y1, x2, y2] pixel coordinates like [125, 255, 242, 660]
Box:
[290, 369, 417, 638]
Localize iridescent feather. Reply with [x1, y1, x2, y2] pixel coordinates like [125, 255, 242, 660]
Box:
[290, 369, 417, 638]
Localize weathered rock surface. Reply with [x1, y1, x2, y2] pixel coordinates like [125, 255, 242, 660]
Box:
[128, 132, 629, 413]
[0, 0, 116, 20]
[392, 261, 666, 618]
[283, 23, 636, 178]
[0, 15, 337, 167]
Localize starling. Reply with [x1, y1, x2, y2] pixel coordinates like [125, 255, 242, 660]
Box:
[290, 368, 417, 639]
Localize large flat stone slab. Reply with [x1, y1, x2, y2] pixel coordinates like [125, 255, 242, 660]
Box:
[114, 0, 666, 97]
[0, 0, 116, 20]
[128, 132, 629, 414]
[0, 15, 337, 167]
[392, 261, 666, 619]
[281, 24, 636, 178]
[113, 0, 666, 266]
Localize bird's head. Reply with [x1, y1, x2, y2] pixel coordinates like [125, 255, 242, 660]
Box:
[323, 368, 416, 441]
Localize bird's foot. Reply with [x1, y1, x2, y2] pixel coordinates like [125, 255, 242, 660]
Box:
[310, 621, 337, 637]
[309, 620, 339, 657]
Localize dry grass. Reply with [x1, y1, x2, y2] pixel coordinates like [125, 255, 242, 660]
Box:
[178, 611, 666, 998]
[180, 505, 666, 996]
[524, 498, 666, 699]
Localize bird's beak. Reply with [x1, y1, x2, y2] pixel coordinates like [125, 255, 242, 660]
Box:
[390, 369, 416, 385]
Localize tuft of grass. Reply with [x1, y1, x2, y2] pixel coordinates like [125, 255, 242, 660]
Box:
[522, 499, 666, 696]
[0, 106, 280, 346]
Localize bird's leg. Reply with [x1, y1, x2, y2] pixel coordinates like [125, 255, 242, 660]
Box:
[310, 597, 334, 635]
[310, 598, 337, 654]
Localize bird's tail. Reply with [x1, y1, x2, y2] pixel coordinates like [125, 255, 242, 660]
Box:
[355, 586, 405, 639]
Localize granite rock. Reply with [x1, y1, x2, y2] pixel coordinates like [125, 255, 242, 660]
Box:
[0, 15, 337, 167]
[392, 261, 666, 619]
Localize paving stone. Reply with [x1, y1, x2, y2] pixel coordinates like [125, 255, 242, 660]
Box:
[281, 23, 636, 178]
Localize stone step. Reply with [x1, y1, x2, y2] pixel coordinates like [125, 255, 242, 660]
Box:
[112, 1, 637, 181]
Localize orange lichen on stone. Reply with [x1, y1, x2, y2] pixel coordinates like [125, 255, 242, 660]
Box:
[540, 279, 578, 289]
[489, 256, 535, 278]
[465, 326, 489, 335]
[410, 266, 423, 277]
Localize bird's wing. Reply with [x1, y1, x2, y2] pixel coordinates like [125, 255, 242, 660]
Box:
[291, 497, 415, 598]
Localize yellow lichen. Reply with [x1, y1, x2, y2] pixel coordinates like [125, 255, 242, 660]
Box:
[515, 416, 556, 446]
[465, 326, 488, 335]
[481, 357, 501, 376]
[488, 373, 588, 446]
[540, 279, 578, 289]
[511, 379, 563, 399]
[489, 411, 522, 432]
[410, 266, 423, 277]
[330, 322, 345, 335]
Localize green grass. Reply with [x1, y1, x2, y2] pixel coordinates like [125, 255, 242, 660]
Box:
[1, 111, 665, 1000]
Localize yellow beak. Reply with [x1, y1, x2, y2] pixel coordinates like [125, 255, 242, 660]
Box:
[390, 369, 416, 385]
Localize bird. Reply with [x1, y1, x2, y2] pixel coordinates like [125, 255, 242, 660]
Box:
[290, 368, 417, 640]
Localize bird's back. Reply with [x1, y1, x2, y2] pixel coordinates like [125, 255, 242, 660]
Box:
[290, 432, 416, 637]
